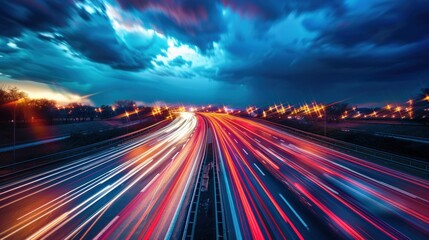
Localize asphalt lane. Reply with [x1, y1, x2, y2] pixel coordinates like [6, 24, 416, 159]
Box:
[0, 112, 206, 240]
[202, 113, 429, 239]
[204, 113, 337, 239]
[1, 112, 428, 239]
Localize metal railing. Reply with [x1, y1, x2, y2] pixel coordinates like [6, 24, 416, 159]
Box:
[213, 145, 226, 239]
[182, 127, 209, 240]
[255, 118, 429, 175]
[0, 120, 168, 180]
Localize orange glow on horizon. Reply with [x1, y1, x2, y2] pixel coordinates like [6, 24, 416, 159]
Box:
[1, 79, 92, 105]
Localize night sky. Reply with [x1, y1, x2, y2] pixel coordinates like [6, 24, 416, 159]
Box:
[0, 0, 428, 107]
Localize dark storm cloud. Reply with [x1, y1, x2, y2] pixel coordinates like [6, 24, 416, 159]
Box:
[319, 39, 429, 78]
[215, 35, 429, 105]
[116, 0, 210, 23]
[60, 13, 152, 71]
[115, 0, 225, 51]
[0, 0, 78, 37]
[0, 0, 167, 71]
[1, 0, 428, 106]
[219, 39, 429, 85]
[211, 0, 429, 104]
[312, 0, 429, 47]
[0, 32, 94, 83]
[221, 0, 344, 20]
[114, 0, 344, 51]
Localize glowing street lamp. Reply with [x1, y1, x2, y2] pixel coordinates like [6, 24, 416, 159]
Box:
[135, 108, 141, 123]
[324, 111, 327, 136]
[13, 98, 25, 163]
[125, 111, 131, 133]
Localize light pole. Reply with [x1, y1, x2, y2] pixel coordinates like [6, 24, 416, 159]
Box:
[125, 111, 130, 133]
[135, 108, 141, 123]
[323, 105, 327, 137]
[13, 98, 23, 163]
[324, 112, 327, 136]
[13, 102, 16, 163]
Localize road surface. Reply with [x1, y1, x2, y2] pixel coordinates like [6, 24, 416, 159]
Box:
[203, 113, 429, 239]
[0, 112, 206, 239]
[1, 112, 428, 239]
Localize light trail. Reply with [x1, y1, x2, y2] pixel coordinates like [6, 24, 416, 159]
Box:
[206, 113, 306, 239]
[1, 112, 428, 239]
[202, 113, 429, 239]
[0, 112, 206, 240]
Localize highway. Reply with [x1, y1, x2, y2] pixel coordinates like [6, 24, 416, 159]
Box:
[1, 112, 428, 239]
[0, 112, 206, 239]
[203, 113, 429, 239]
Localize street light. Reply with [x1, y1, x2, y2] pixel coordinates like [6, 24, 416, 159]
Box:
[125, 111, 130, 133]
[13, 98, 24, 163]
[321, 105, 327, 137]
[135, 108, 141, 123]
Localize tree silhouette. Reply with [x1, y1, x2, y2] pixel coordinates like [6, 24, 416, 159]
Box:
[413, 87, 429, 122]
[0, 86, 28, 123]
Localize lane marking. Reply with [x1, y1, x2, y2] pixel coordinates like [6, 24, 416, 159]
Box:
[301, 147, 429, 203]
[254, 138, 261, 143]
[234, 139, 238, 144]
[141, 173, 160, 192]
[253, 163, 265, 176]
[94, 215, 119, 240]
[279, 193, 309, 230]
[320, 182, 339, 195]
[242, 148, 248, 155]
[78, 165, 91, 171]
[172, 152, 179, 160]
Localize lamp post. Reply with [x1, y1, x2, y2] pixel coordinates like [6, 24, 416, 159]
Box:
[13, 98, 23, 163]
[324, 112, 327, 136]
[13, 102, 16, 163]
[125, 111, 130, 133]
[323, 105, 327, 137]
[135, 108, 141, 123]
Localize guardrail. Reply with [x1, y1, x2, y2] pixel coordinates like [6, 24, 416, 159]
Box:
[255, 118, 429, 175]
[182, 121, 226, 240]
[210, 123, 233, 240]
[213, 141, 226, 239]
[0, 120, 168, 180]
[182, 124, 209, 240]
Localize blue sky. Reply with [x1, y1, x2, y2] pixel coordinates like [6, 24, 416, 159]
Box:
[0, 0, 428, 107]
